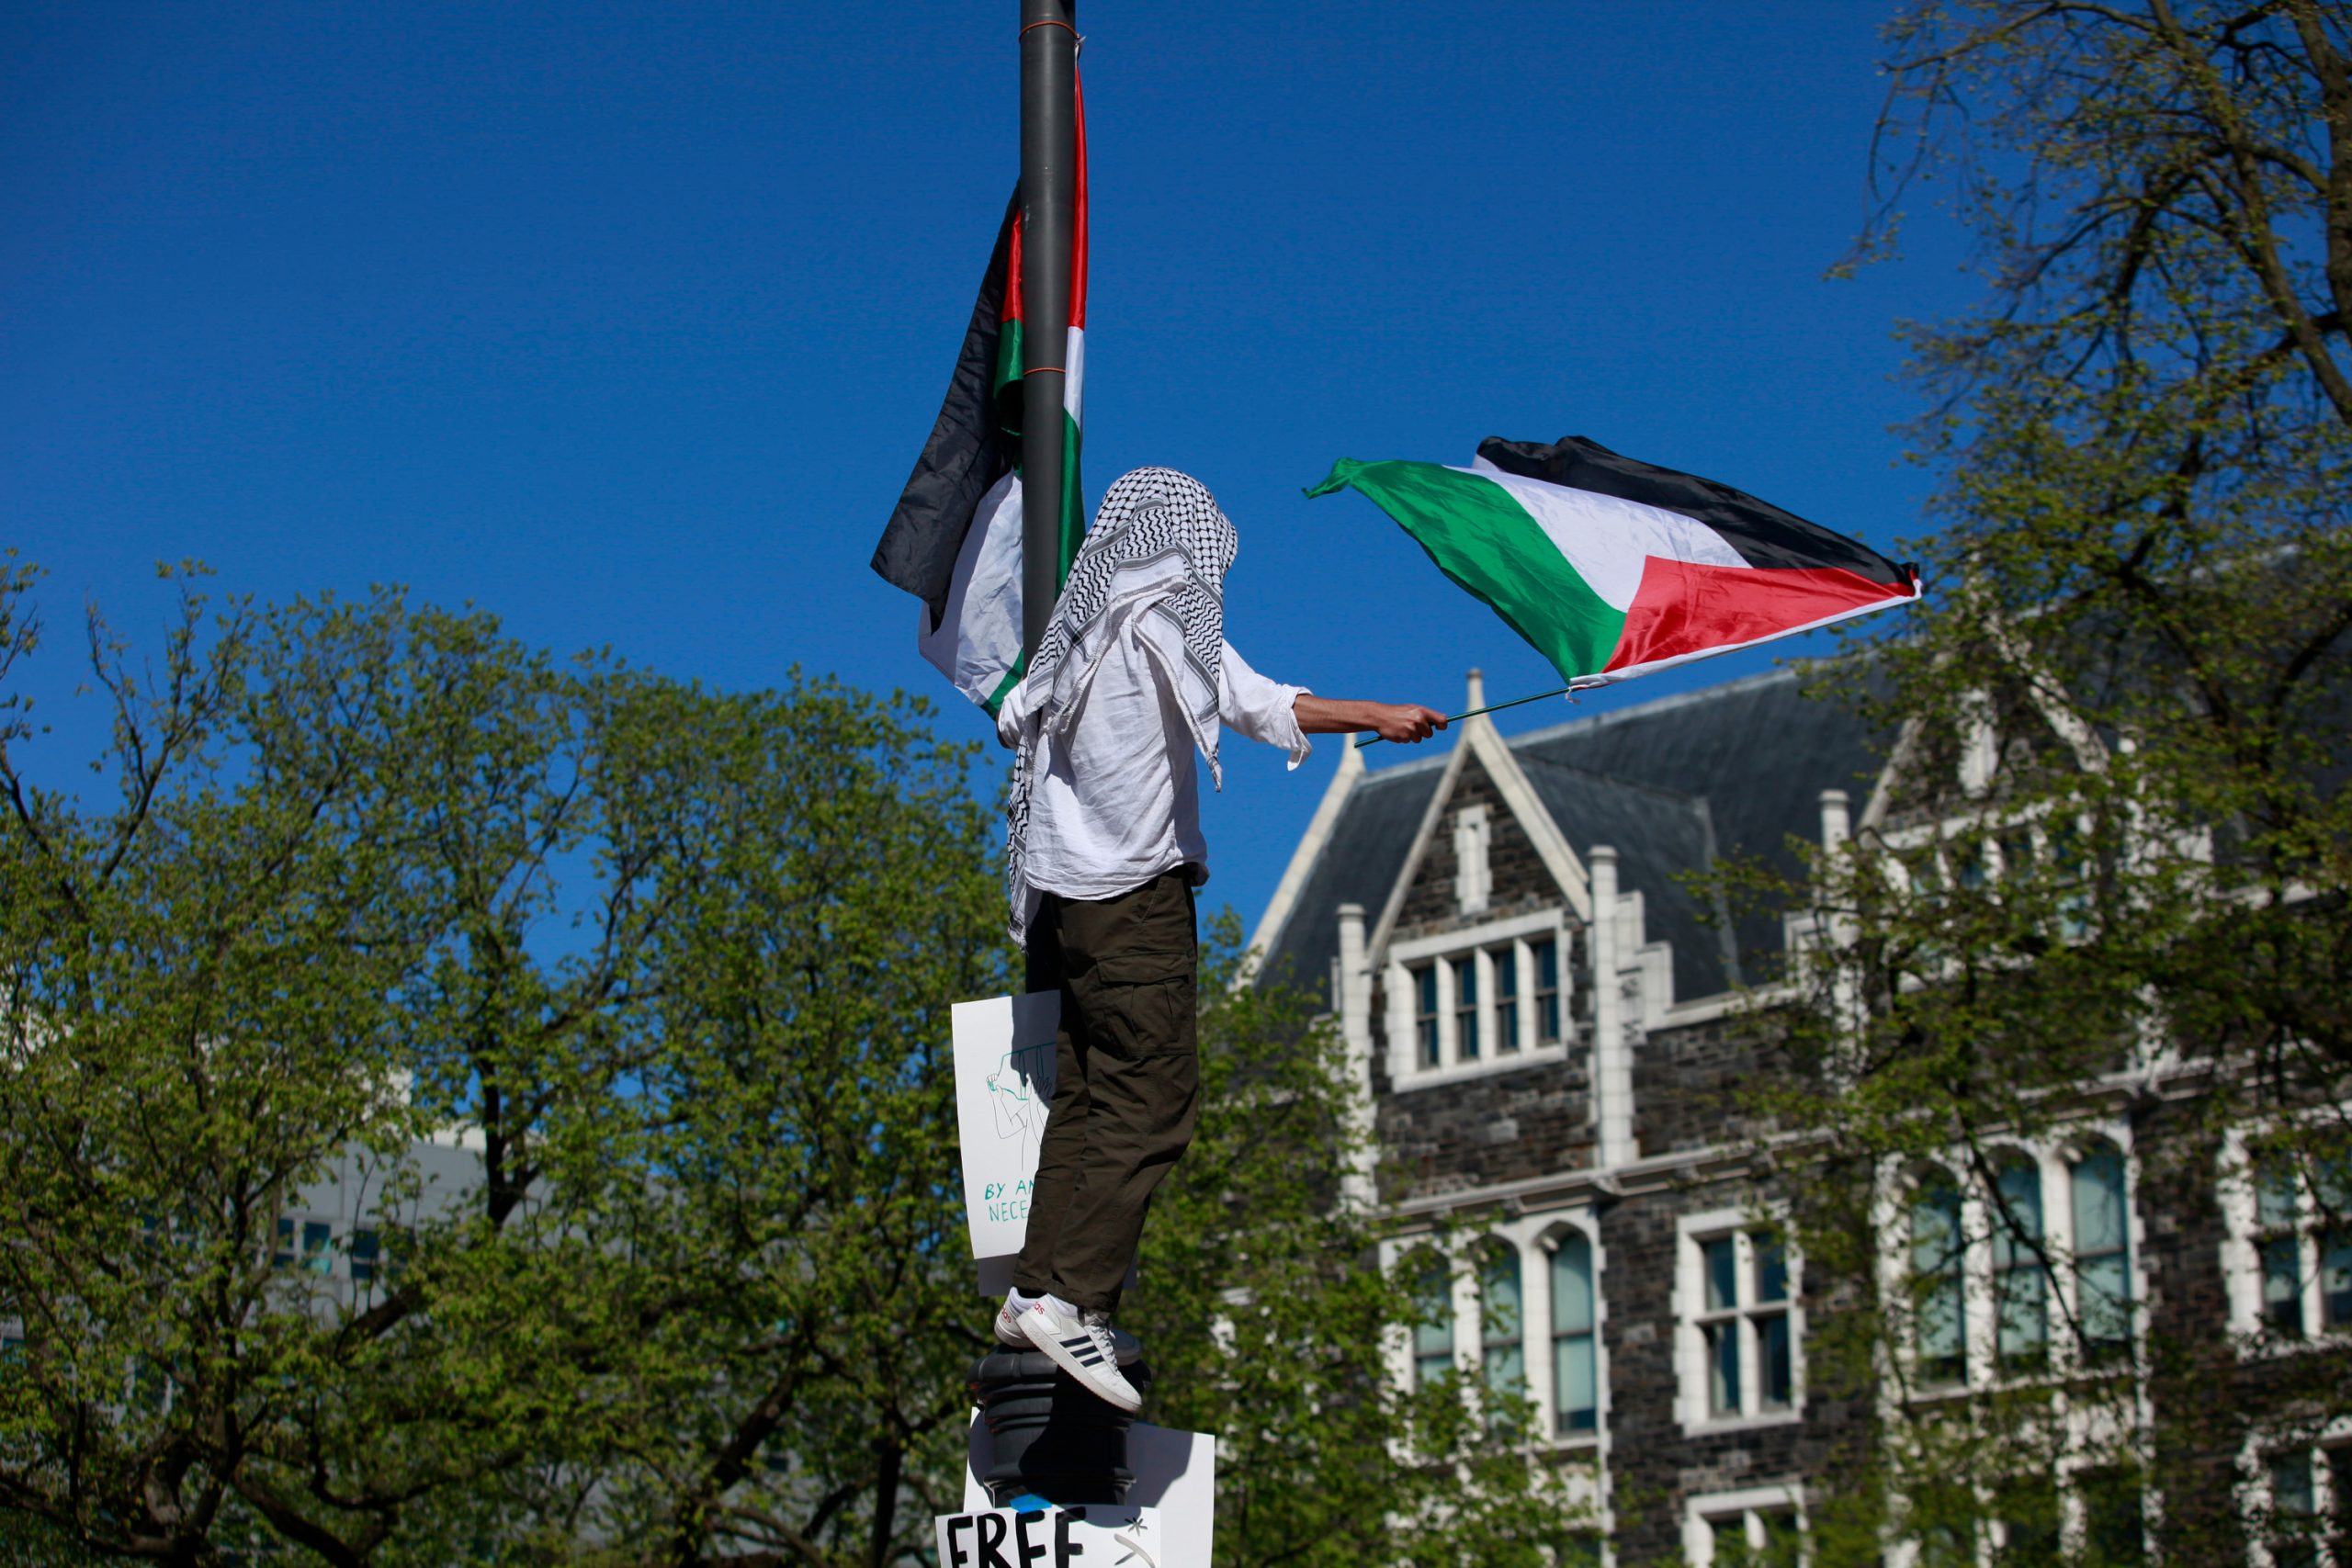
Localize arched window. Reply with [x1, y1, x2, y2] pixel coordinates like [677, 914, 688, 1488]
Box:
[2068, 1145, 2132, 1364]
[1409, 1252, 1454, 1389]
[1911, 1171, 1966, 1385]
[1478, 1242, 1523, 1417]
[1992, 1156, 2048, 1373]
[1550, 1231, 1598, 1435]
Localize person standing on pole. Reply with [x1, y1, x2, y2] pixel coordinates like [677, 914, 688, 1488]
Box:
[988, 466, 1446, 1410]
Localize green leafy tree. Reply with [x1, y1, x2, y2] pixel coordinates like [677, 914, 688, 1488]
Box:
[0, 564, 1586, 1565]
[1734, 4, 2352, 1562]
[0, 566, 1008, 1565]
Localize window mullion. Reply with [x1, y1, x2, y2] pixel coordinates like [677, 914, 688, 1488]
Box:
[1476, 948, 1495, 1060]
[1734, 1231, 1758, 1416]
[2047, 1160, 2080, 1375]
[1962, 1190, 1995, 1383]
[1513, 938, 1532, 1052]
[2302, 1217, 2324, 1340]
[1435, 959, 1456, 1069]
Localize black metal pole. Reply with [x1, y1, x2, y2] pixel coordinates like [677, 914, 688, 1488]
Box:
[1019, 0, 1077, 659]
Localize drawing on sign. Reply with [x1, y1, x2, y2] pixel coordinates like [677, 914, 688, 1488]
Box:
[954, 993, 1073, 1288]
[1114, 1513, 1159, 1568]
[986, 1040, 1054, 1162]
[978, 1037, 1054, 1226]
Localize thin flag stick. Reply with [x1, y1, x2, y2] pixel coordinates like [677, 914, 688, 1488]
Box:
[1354, 685, 1577, 747]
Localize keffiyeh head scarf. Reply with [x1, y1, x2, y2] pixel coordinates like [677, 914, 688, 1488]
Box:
[1003, 467, 1238, 936]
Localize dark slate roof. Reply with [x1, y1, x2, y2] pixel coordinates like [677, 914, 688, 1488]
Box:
[1516, 755, 1728, 999]
[1256, 667, 1889, 1008]
[1516, 668, 1887, 995]
[1254, 758, 1444, 1006]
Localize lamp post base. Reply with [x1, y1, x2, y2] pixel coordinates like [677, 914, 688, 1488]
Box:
[969, 1347, 1153, 1506]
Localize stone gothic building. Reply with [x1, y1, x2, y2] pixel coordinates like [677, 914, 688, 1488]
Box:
[1246, 665, 2347, 1565]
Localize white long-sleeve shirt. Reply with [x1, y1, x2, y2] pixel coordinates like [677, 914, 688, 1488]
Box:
[999, 630, 1310, 931]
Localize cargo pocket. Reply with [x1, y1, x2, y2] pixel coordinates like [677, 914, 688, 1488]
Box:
[1073, 946, 1198, 1062]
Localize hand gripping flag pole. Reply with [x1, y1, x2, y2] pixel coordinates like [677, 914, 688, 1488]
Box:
[1352, 684, 1575, 748]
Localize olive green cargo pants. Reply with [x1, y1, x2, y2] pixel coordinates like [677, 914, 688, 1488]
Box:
[1012, 866, 1199, 1314]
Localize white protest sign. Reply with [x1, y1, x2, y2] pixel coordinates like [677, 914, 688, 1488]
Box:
[933, 1505, 1159, 1568]
[952, 992, 1060, 1283]
[959, 1415, 1216, 1566]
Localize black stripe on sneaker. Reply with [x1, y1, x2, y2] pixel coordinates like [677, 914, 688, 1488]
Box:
[1074, 1350, 1103, 1366]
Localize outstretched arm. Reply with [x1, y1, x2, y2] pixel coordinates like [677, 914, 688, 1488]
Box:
[1292, 694, 1447, 744]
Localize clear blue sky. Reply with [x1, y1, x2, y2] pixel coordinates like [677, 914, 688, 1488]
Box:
[2, 1, 1973, 938]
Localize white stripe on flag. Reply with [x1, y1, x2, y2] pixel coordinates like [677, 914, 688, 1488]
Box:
[918, 469, 1024, 709]
[1064, 325, 1085, 421]
[1465, 456, 1745, 612]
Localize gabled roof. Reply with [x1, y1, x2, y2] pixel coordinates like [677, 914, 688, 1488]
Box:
[1251, 667, 1889, 1007]
[1516, 755, 1728, 996]
[1251, 752, 1446, 1003]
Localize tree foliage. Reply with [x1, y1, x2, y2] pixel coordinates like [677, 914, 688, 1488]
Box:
[0, 567, 1575, 1565]
[1739, 3, 2352, 1562]
[0, 569, 1007, 1564]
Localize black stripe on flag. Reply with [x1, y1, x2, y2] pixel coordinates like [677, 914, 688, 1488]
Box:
[1477, 435, 1917, 591]
[870, 191, 1020, 626]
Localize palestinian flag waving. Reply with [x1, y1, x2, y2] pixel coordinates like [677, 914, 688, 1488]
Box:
[868, 77, 1089, 716]
[1307, 435, 1920, 688]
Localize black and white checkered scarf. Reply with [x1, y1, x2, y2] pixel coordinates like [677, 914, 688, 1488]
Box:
[1002, 467, 1237, 938]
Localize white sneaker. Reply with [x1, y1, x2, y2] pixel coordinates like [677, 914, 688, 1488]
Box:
[995, 1292, 1143, 1361]
[1018, 1296, 1142, 1412]
[992, 1294, 1030, 1348]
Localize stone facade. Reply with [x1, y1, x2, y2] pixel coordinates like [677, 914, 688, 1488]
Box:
[1248, 668, 2334, 1565]
[1253, 682, 1856, 1562]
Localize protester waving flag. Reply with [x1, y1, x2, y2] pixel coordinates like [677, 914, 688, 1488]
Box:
[870, 76, 1089, 715]
[1308, 434, 1920, 689]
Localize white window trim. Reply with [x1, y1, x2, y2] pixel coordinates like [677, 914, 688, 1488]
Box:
[1379, 1209, 1611, 1453]
[1380, 1238, 1464, 1398]
[2239, 1413, 2352, 1568]
[1385, 909, 1570, 1088]
[1683, 1483, 1806, 1566]
[2220, 1123, 2351, 1355]
[1880, 1436, 2153, 1567]
[1868, 807, 2104, 988]
[1515, 1210, 1608, 1450]
[1674, 1206, 1804, 1434]
[1880, 1124, 2148, 1394]
[274, 1213, 339, 1276]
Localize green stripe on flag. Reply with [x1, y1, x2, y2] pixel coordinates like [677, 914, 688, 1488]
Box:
[992, 320, 1024, 438]
[1307, 458, 1628, 683]
[1057, 411, 1083, 581]
[970, 319, 1087, 716]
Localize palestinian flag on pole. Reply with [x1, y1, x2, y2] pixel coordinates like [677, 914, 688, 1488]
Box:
[1307, 434, 1920, 687]
[869, 77, 1088, 716]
